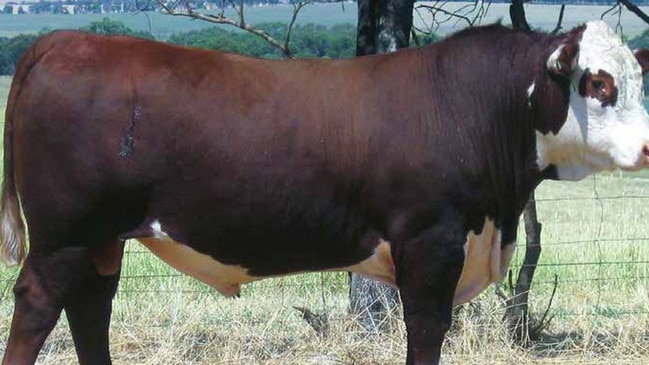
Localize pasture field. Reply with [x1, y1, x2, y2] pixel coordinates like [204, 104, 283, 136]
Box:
[1, 3, 649, 40]
[1, 78, 649, 363]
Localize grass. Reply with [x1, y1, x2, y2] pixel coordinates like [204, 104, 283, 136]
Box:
[1, 77, 649, 364]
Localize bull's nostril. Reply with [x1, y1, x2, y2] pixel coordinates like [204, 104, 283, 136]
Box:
[644, 144, 649, 158]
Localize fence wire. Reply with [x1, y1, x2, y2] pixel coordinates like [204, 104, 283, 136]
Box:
[82, 173, 649, 327]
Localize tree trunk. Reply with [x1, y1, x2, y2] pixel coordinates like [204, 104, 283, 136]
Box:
[503, 3, 544, 345]
[349, 0, 414, 332]
[376, 0, 415, 52]
[509, 0, 532, 31]
[356, 0, 378, 56]
[504, 192, 542, 344]
[348, 273, 400, 332]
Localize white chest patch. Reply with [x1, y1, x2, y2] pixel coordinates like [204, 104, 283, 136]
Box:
[453, 218, 515, 305]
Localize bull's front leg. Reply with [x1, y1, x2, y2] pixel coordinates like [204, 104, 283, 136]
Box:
[396, 225, 465, 365]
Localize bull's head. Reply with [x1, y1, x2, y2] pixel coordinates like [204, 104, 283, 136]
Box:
[535, 20, 649, 180]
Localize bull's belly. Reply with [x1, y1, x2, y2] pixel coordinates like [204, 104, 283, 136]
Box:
[136, 232, 397, 297]
[137, 219, 514, 304]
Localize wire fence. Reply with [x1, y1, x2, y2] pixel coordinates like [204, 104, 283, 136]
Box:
[1, 174, 648, 316]
[99, 173, 649, 327]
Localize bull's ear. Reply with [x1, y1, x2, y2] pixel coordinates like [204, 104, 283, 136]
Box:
[634, 49, 649, 76]
[547, 42, 579, 78]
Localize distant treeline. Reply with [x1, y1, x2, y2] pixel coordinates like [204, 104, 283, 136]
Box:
[2, 17, 649, 92]
[0, 18, 438, 75]
[2, 1, 283, 15]
[5, 1, 649, 15]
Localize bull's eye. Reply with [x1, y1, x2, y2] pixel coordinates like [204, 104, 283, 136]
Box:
[591, 80, 604, 90]
[578, 69, 618, 107]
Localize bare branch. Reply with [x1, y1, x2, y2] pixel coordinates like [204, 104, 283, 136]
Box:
[414, 0, 490, 33]
[238, 0, 245, 26]
[602, 3, 624, 35]
[285, 1, 309, 56]
[551, 4, 566, 34]
[416, 5, 475, 28]
[532, 274, 558, 335]
[156, 0, 319, 58]
[618, 0, 649, 24]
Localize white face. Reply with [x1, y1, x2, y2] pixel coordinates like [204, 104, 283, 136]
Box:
[536, 21, 649, 181]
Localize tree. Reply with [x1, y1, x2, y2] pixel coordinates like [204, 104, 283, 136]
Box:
[166, 23, 356, 59]
[348, 0, 415, 333]
[78, 18, 155, 39]
[156, 0, 310, 58]
[0, 34, 38, 75]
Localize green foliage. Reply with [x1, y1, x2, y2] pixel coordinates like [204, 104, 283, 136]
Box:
[413, 32, 440, 47]
[169, 26, 278, 58]
[78, 18, 154, 39]
[0, 19, 155, 75]
[0, 19, 438, 75]
[168, 22, 357, 59]
[0, 34, 38, 74]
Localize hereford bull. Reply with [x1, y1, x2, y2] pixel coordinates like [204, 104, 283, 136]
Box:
[2, 21, 649, 365]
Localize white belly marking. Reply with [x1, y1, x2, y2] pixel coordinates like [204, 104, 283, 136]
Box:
[139, 221, 256, 296]
[139, 219, 513, 304]
[140, 221, 397, 296]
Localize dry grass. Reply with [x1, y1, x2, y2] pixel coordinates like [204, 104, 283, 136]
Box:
[2, 286, 647, 364]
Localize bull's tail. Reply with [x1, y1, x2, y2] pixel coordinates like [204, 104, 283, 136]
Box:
[0, 35, 49, 266]
[0, 81, 27, 266]
[0, 161, 26, 266]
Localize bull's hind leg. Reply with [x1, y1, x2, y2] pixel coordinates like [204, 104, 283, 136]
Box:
[3, 242, 123, 365]
[4, 248, 88, 365]
[64, 241, 124, 365]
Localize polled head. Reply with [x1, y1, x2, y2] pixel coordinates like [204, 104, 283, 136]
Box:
[535, 20, 649, 180]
